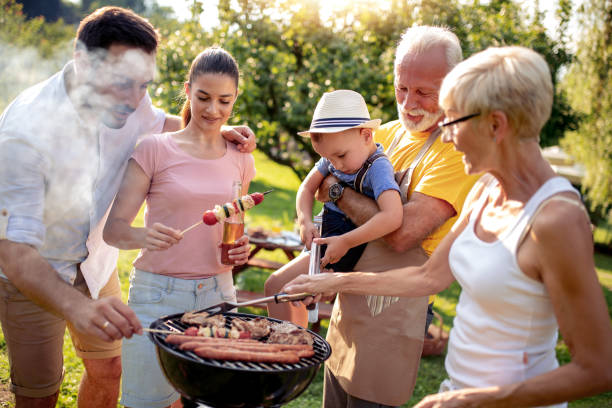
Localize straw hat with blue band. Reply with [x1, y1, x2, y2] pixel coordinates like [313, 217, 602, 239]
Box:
[298, 90, 381, 137]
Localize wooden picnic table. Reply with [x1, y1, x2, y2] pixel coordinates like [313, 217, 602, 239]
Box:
[232, 230, 304, 275]
[232, 230, 333, 332]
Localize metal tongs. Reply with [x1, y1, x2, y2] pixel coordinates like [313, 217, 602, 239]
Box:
[199, 292, 313, 317]
[307, 214, 323, 323]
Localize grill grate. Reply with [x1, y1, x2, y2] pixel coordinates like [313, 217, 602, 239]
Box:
[150, 312, 331, 373]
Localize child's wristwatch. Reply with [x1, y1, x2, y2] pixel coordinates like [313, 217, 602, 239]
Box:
[328, 182, 345, 203]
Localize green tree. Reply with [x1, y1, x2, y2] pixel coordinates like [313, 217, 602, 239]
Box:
[561, 0, 612, 218]
[150, 0, 575, 178]
[417, 0, 576, 147]
[0, 0, 74, 111]
[215, 0, 404, 177]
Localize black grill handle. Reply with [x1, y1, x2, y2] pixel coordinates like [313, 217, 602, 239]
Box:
[274, 292, 313, 303]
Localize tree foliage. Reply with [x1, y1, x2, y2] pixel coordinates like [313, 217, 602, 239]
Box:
[3, 0, 579, 179]
[561, 0, 612, 218]
[0, 0, 74, 111]
[152, 0, 576, 178]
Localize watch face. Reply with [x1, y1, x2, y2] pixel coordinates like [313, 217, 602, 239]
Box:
[329, 183, 343, 201]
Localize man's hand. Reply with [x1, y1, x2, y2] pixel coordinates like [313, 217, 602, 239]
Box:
[314, 236, 349, 268]
[0, 241, 141, 342]
[314, 174, 339, 203]
[221, 125, 257, 153]
[67, 296, 143, 342]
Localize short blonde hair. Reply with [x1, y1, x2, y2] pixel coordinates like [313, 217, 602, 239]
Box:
[394, 26, 462, 73]
[439, 46, 553, 139]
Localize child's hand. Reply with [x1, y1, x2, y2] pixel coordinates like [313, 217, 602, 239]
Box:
[314, 236, 349, 268]
[299, 221, 319, 250]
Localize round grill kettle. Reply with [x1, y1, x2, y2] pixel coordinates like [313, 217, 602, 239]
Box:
[148, 311, 332, 408]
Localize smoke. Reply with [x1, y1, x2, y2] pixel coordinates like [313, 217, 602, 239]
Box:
[0, 40, 155, 250]
[0, 40, 73, 112]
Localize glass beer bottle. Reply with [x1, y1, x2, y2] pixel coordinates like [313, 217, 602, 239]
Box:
[220, 180, 245, 265]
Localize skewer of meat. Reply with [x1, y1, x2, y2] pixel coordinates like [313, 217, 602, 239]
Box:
[165, 334, 259, 345]
[180, 190, 272, 235]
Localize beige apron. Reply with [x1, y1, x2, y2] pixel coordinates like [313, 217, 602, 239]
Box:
[325, 129, 440, 406]
[325, 240, 428, 406]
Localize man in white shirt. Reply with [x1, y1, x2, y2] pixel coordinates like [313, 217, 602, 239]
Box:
[0, 6, 254, 408]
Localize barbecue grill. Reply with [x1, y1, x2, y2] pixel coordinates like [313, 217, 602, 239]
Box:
[149, 311, 332, 408]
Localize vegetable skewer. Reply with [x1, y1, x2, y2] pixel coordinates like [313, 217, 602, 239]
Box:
[180, 190, 273, 235]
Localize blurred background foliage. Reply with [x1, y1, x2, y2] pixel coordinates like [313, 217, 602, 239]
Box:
[1, 0, 611, 221]
[561, 0, 612, 222]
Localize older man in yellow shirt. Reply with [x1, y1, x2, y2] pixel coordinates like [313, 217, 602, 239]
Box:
[312, 26, 479, 408]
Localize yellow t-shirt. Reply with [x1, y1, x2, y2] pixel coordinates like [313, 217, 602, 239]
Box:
[375, 120, 479, 256]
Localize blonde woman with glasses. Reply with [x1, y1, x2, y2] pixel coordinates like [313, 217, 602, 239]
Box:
[284, 46, 612, 407]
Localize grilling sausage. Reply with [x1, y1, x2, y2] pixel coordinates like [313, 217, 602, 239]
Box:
[177, 340, 311, 353]
[166, 335, 315, 362]
[193, 346, 300, 364]
[179, 341, 284, 353]
[167, 335, 312, 350]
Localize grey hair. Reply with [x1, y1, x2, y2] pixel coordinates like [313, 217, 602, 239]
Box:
[439, 46, 553, 139]
[394, 26, 463, 73]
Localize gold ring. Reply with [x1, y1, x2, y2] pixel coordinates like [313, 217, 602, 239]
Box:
[102, 321, 110, 329]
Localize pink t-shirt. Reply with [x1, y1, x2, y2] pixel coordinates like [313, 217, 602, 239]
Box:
[131, 133, 256, 279]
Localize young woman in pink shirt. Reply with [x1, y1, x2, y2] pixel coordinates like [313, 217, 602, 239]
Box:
[104, 47, 256, 408]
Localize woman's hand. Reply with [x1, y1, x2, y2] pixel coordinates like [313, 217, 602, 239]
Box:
[142, 222, 182, 250]
[282, 271, 340, 303]
[413, 388, 495, 408]
[299, 220, 319, 250]
[314, 236, 349, 268]
[226, 234, 251, 265]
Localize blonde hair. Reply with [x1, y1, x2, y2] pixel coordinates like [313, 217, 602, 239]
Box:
[394, 26, 462, 73]
[439, 46, 553, 139]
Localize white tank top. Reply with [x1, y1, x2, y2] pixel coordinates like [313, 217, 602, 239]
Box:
[446, 177, 578, 408]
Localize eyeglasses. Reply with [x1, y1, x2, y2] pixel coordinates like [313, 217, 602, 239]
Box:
[438, 112, 480, 138]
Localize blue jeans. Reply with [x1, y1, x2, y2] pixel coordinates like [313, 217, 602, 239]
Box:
[120, 269, 236, 408]
[321, 208, 367, 272]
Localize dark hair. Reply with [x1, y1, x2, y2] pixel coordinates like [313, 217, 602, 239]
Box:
[181, 47, 240, 127]
[75, 7, 158, 54]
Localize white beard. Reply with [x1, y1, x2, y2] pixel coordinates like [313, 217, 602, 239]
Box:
[397, 105, 443, 133]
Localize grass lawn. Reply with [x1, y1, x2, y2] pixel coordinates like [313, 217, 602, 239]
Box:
[1, 150, 611, 407]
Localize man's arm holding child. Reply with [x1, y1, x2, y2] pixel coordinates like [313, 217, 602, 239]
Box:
[316, 175, 454, 253]
[316, 188, 403, 267]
